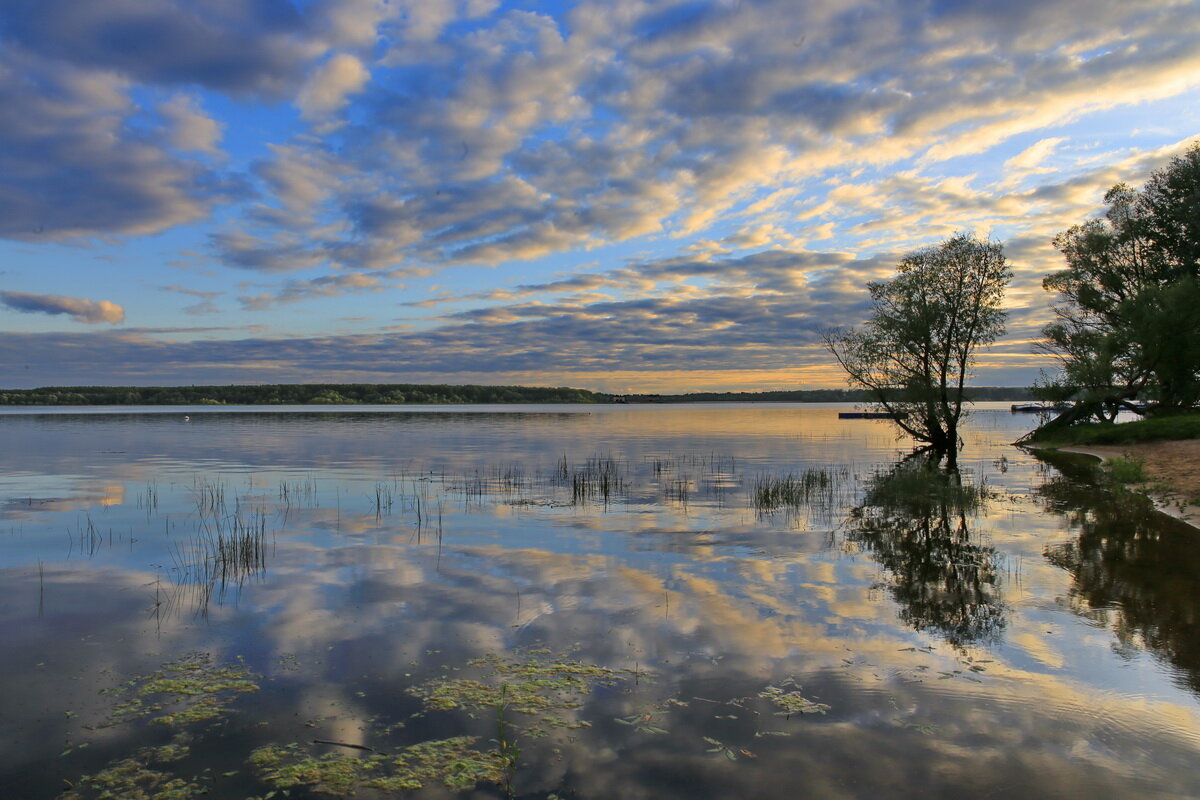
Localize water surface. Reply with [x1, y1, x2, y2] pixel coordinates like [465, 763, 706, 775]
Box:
[2, 403, 1199, 799]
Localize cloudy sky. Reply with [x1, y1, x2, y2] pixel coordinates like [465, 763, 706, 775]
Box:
[1, 0, 1198, 392]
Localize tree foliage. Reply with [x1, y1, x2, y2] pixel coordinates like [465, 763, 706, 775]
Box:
[825, 233, 1010, 467]
[1039, 141, 1200, 422]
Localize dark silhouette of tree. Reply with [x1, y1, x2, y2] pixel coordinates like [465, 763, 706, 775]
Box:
[1038, 141, 1200, 424]
[825, 234, 1010, 468]
[845, 455, 1006, 647]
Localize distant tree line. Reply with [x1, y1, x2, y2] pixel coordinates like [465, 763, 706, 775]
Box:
[0, 384, 607, 406]
[621, 387, 1033, 403]
[0, 384, 1038, 406]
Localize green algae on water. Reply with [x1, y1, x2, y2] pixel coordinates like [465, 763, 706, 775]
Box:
[248, 737, 509, 796]
[408, 650, 632, 734]
[60, 652, 261, 800]
[59, 736, 204, 800]
[102, 651, 260, 728]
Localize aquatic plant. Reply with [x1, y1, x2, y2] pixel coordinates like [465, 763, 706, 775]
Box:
[408, 650, 630, 732]
[101, 652, 260, 728]
[59, 753, 205, 800]
[758, 682, 830, 716]
[249, 737, 509, 796]
[566, 455, 627, 505]
[752, 467, 849, 512]
[60, 653, 261, 800]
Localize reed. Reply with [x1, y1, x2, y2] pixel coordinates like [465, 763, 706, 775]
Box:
[752, 467, 849, 512]
[568, 455, 626, 505]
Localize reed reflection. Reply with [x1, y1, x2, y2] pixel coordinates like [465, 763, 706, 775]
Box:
[845, 455, 1007, 647]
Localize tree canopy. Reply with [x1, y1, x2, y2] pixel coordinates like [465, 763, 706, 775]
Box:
[1038, 141, 1200, 422]
[825, 233, 1011, 467]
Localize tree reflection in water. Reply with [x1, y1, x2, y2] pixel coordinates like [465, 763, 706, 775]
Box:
[1036, 450, 1200, 694]
[846, 454, 1007, 647]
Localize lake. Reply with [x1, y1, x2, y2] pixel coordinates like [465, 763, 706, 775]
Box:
[2, 403, 1199, 799]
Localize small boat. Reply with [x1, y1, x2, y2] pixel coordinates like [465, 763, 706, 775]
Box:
[838, 411, 907, 420]
[1010, 403, 1070, 413]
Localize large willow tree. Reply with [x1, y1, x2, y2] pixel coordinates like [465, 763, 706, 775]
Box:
[825, 234, 1010, 468]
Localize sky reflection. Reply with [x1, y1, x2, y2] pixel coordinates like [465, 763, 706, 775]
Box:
[3, 406, 1200, 798]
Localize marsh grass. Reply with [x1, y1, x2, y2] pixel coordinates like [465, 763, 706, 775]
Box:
[279, 476, 318, 507]
[192, 478, 227, 517]
[567, 455, 627, 505]
[1102, 455, 1148, 484]
[70, 514, 104, 556]
[751, 467, 854, 526]
[166, 504, 270, 615]
[372, 481, 395, 515]
[136, 482, 159, 514]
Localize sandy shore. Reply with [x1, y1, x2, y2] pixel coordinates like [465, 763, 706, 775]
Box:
[1054, 440, 1200, 528]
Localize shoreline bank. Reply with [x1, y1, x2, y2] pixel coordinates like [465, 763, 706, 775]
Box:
[1026, 440, 1200, 530]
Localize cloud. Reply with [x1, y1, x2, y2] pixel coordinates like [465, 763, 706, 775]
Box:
[158, 95, 224, 155]
[205, 0, 1200, 274]
[237, 271, 395, 310]
[0, 291, 125, 324]
[296, 53, 370, 120]
[0, 0, 316, 96]
[2, 0, 1199, 391]
[0, 48, 241, 240]
[157, 284, 223, 315]
[1005, 137, 1068, 172]
[0, 0, 405, 243]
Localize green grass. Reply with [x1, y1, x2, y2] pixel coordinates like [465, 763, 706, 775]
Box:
[1101, 456, 1147, 483]
[1027, 412, 1200, 447]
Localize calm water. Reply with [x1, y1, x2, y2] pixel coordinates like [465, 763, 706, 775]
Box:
[2, 403, 1199, 799]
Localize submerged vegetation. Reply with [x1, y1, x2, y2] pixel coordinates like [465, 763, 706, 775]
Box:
[100, 652, 261, 729]
[60, 645, 842, 799]
[249, 737, 510, 796]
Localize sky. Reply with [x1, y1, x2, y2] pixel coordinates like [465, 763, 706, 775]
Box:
[0, 0, 1198, 393]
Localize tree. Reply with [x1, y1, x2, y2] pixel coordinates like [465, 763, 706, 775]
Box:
[825, 233, 1010, 468]
[1038, 141, 1200, 422]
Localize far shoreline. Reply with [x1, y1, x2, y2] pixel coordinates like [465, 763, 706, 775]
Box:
[0, 383, 1036, 407]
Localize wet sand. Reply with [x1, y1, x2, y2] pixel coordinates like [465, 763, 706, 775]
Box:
[1057, 439, 1200, 528]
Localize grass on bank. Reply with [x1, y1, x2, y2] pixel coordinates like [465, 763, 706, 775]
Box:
[1026, 412, 1200, 447]
[1100, 456, 1148, 484]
